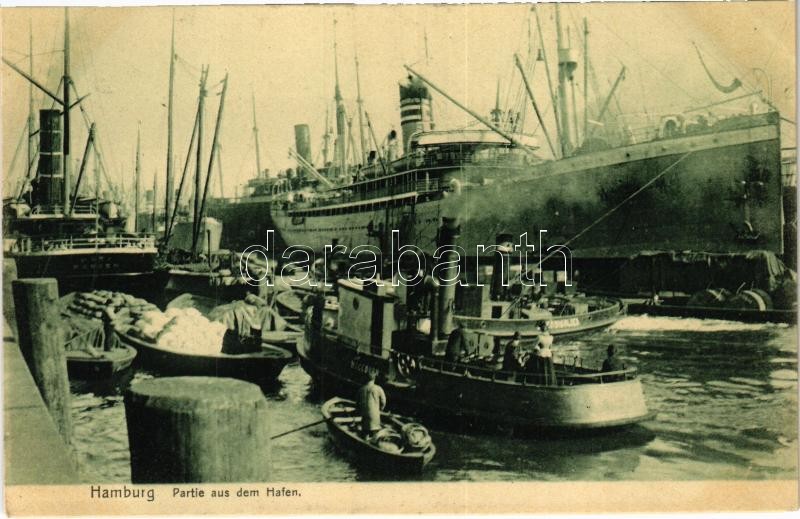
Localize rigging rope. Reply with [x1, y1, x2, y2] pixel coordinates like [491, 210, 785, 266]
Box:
[501, 150, 694, 316]
[692, 42, 742, 94]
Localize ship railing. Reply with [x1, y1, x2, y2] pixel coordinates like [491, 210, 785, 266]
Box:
[28, 202, 99, 215]
[572, 300, 625, 322]
[290, 177, 444, 212]
[413, 354, 637, 386]
[15, 235, 157, 253]
[29, 204, 65, 215]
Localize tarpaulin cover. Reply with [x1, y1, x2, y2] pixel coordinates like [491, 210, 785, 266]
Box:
[208, 298, 287, 336]
[620, 250, 795, 295]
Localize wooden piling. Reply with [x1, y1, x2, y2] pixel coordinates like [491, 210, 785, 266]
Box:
[124, 376, 271, 483]
[11, 278, 72, 445]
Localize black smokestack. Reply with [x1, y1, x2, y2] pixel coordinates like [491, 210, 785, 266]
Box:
[294, 124, 312, 164]
[34, 109, 64, 207]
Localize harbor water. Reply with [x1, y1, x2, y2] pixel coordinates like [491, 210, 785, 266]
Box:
[71, 315, 797, 482]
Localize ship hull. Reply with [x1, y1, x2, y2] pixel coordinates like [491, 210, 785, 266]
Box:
[9, 248, 159, 295]
[206, 196, 285, 252]
[298, 330, 650, 432]
[273, 118, 783, 260]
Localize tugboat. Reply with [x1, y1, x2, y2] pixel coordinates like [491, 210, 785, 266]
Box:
[451, 233, 625, 344]
[3, 10, 157, 293]
[299, 221, 650, 432]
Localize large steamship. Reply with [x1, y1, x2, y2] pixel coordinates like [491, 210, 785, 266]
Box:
[270, 7, 786, 298]
[3, 11, 157, 293]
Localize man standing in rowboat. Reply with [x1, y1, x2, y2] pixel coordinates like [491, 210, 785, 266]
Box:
[357, 370, 387, 439]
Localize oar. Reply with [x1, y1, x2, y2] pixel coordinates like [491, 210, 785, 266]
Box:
[270, 419, 327, 440]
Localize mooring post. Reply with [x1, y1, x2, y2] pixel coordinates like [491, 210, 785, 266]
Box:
[124, 376, 271, 483]
[11, 278, 72, 445]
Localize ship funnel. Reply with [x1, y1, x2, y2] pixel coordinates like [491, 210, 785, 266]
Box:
[294, 124, 312, 164]
[558, 48, 579, 80]
[399, 75, 434, 153]
[435, 217, 461, 339]
[34, 109, 64, 207]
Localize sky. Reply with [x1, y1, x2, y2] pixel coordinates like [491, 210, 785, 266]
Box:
[2, 2, 796, 200]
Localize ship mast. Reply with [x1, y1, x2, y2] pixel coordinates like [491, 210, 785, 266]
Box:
[583, 18, 589, 144]
[555, 4, 575, 157]
[195, 72, 228, 251]
[63, 7, 72, 215]
[27, 20, 34, 188]
[134, 124, 141, 233]
[192, 65, 208, 256]
[152, 170, 158, 232]
[354, 52, 368, 166]
[490, 79, 503, 125]
[533, 5, 561, 157]
[164, 10, 175, 240]
[322, 107, 331, 167]
[569, 28, 580, 147]
[332, 18, 347, 177]
[252, 90, 262, 177]
[514, 53, 556, 158]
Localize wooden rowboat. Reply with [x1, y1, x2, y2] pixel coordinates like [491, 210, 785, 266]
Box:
[65, 345, 137, 380]
[117, 328, 293, 384]
[321, 397, 436, 474]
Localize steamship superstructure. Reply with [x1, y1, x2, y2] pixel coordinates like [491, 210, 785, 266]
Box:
[3, 11, 157, 293]
[271, 7, 785, 295]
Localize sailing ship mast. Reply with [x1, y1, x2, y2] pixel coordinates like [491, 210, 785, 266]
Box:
[134, 124, 141, 232]
[195, 72, 228, 251]
[191, 66, 208, 255]
[165, 11, 176, 240]
[152, 170, 158, 232]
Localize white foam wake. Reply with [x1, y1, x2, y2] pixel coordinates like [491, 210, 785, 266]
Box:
[610, 315, 788, 333]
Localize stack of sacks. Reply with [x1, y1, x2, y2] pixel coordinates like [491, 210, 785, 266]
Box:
[67, 290, 158, 322]
[131, 310, 173, 342]
[156, 307, 228, 355]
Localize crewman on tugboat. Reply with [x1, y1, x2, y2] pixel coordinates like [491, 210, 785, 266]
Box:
[525, 323, 556, 384]
[502, 331, 524, 372]
[357, 369, 386, 439]
[445, 321, 469, 362]
[601, 345, 624, 382]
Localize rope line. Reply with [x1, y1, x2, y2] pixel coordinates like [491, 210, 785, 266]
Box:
[501, 150, 694, 316]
